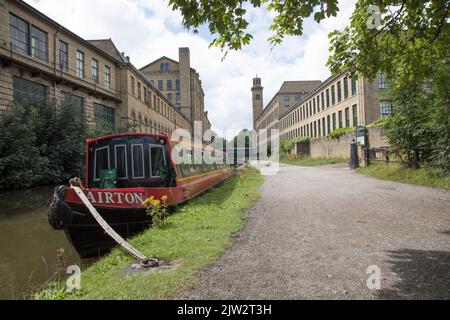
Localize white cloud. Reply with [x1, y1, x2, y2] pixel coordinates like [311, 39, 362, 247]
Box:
[26, 0, 356, 139]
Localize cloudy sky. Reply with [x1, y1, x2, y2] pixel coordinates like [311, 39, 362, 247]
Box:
[26, 0, 357, 139]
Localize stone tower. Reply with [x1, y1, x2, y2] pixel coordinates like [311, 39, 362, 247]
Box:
[251, 76, 263, 129]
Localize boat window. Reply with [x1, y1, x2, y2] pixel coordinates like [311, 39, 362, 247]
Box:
[94, 146, 110, 180]
[180, 164, 190, 177]
[131, 144, 144, 179]
[149, 145, 166, 177]
[115, 145, 127, 179]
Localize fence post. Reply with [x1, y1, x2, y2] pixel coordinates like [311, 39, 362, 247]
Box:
[364, 148, 370, 167]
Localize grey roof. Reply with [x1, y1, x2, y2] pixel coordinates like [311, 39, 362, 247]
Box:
[278, 81, 322, 94]
[87, 39, 127, 63]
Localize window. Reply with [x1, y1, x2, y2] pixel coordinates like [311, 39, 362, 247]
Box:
[176, 93, 180, 106]
[337, 81, 342, 102]
[138, 82, 141, 100]
[91, 59, 99, 84]
[327, 115, 331, 134]
[10, 14, 29, 55]
[167, 80, 173, 91]
[352, 104, 358, 127]
[131, 144, 144, 178]
[284, 96, 290, 103]
[326, 89, 330, 108]
[158, 80, 163, 91]
[332, 113, 336, 130]
[313, 98, 316, 114]
[76, 50, 85, 79]
[9, 14, 47, 62]
[176, 79, 180, 91]
[167, 92, 172, 102]
[59, 41, 68, 71]
[61, 91, 83, 112]
[115, 145, 128, 179]
[94, 103, 115, 131]
[255, 94, 261, 100]
[322, 118, 326, 137]
[331, 85, 336, 105]
[150, 145, 166, 177]
[343, 76, 349, 99]
[338, 110, 343, 128]
[131, 76, 135, 95]
[295, 95, 302, 102]
[13, 76, 47, 104]
[321, 92, 325, 110]
[380, 100, 393, 118]
[104, 65, 111, 90]
[30, 25, 48, 61]
[144, 88, 148, 103]
[94, 147, 110, 180]
[159, 63, 169, 71]
[378, 72, 390, 89]
[345, 107, 350, 127]
[351, 73, 357, 96]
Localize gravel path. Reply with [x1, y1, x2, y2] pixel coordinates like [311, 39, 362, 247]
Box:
[177, 164, 450, 299]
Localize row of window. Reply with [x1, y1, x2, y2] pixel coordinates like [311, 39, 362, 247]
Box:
[281, 105, 359, 140]
[156, 79, 181, 91]
[280, 75, 357, 131]
[12, 76, 115, 130]
[94, 144, 166, 181]
[10, 13, 112, 90]
[10, 13, 48, 61]
[177, 163, 228, 178]
[130, 112, 175, 135]
[130, 75, 184, 124]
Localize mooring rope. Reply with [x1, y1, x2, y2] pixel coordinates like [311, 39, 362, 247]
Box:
[71, 186, 156, 265]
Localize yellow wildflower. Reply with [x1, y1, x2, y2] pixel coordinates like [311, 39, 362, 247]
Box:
[161, 195, 168, 202]
[151, 199, 161, 207]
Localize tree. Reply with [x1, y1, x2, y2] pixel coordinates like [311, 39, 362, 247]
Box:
[168, 0, 339, 53]
[327, 0, 450, 82]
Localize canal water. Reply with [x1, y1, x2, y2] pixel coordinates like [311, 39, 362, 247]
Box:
[0, 186, 81, 299]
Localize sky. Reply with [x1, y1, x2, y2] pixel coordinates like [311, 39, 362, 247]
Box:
[25, 0, 357, 139]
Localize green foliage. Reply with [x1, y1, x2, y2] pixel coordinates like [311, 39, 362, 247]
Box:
[383, 67, 450, 173]
[327, 0, 450, 82]
[358, 163, 450, 189]
[328, 127, 353, 139]
[0, 100, 89, 190]
[280, 137, 310, 154]
[37, 167, 263, 300]
[143, 196, 170, 228]
[366, 117, 388, 128]
[168, 0, 339, 54]
[327, 0, 449, 174]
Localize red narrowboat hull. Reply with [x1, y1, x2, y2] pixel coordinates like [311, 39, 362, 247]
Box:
[54, 168, 234, 258]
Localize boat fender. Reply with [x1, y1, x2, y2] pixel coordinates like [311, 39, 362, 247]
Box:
[48, 185, 73, 230]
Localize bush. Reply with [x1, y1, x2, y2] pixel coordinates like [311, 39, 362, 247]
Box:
[384, 64, 450, 174]
[0, 100, 89, 190]
[280, 137, 310, 155]
[328, 127, 353, 140]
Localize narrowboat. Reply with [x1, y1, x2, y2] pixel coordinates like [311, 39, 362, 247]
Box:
[48, 133, 233, 258]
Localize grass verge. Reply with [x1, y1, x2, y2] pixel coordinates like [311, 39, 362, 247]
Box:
[280, 157, 347, 167]
[35, 167, 263, 300]
[357, 163, 450, 189]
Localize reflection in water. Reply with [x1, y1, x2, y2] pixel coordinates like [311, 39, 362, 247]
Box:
[0, 186, 83, 299]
